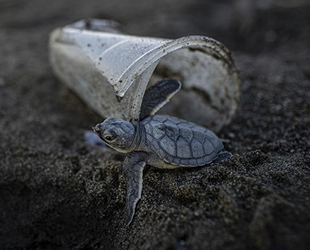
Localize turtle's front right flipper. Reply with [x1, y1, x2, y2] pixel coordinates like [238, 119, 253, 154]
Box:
[123, 152, 147, 225]
[140, 79, 181, 120]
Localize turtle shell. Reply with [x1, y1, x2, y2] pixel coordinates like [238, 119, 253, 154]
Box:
[141, 115, 224, 167]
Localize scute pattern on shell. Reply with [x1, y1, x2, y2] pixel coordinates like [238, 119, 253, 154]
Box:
[142, 115, 223, 166]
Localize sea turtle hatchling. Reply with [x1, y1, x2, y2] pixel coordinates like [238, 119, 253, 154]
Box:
[93, 79, 231, 225]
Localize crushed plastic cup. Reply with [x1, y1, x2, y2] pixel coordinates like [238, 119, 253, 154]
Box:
[49, 19, 240, 132]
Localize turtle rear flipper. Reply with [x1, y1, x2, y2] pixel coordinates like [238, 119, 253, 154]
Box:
[139, 79, 181, 120]
[212, 151, 232, 163]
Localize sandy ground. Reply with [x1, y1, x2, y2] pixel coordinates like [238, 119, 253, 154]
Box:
[0, 0, 310, 249]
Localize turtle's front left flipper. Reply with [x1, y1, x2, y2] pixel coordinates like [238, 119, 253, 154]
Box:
[123, 152, 148, 225]
[140, 79, 181, 120]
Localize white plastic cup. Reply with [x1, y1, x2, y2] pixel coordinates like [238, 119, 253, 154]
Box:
[49, 19, 240, 132]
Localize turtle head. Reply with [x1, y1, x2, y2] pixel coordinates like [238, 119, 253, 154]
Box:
[92, 118, 136, 153]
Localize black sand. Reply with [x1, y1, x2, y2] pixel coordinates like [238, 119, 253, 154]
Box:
[0, 0, 310, 249]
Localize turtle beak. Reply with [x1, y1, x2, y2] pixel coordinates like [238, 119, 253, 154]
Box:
[92, 124, 102, 136]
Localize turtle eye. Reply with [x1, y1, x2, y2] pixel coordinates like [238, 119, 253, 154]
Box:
[104, 134, 116, 142]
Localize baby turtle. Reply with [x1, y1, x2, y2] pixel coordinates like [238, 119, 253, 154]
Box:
[93, 79, 231, 225]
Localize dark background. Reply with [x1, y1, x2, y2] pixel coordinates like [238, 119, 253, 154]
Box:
[0, 0, 310, 249]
